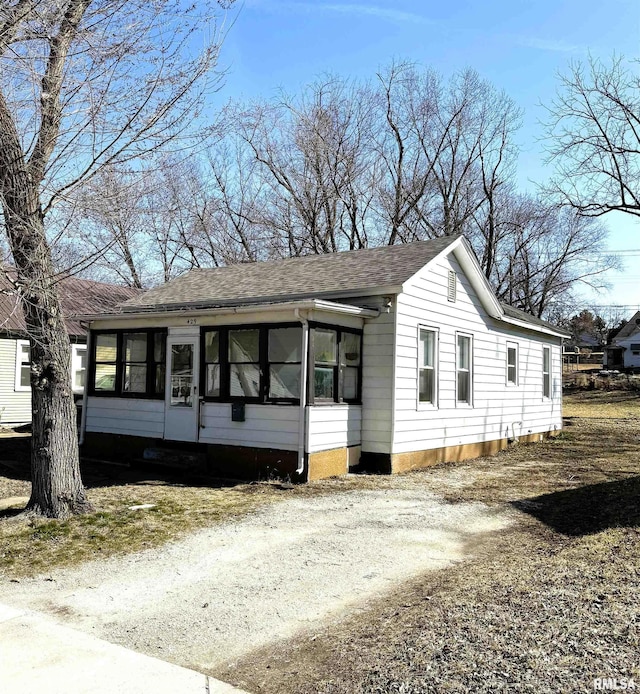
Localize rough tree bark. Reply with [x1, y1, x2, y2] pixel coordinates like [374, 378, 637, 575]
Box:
[0, 99, 90, 517]
[0, 0, 231, 517]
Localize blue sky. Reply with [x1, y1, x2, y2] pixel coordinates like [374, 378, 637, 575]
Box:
[213, 0, 640, 313]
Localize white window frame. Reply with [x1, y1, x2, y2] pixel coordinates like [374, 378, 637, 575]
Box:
[506, 341, 518, 386]
[71, 343, 88, 394]
[543, 346, 551, 399]
[14, 339, 31, 392]
[456, 332, 473, 406]
[417, 326, 438, 408]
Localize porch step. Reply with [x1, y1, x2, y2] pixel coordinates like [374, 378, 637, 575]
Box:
[142, 447, 206, 470]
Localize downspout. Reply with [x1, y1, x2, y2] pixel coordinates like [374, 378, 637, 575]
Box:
[295, 309, 309, 477]
[78, 327, 92, 446]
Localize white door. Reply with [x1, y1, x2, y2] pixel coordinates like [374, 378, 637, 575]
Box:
[164, 337, 199, 442]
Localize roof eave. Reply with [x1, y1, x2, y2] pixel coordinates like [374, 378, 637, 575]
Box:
[499, 315, 570, 339]
[76, 298, 381, 323]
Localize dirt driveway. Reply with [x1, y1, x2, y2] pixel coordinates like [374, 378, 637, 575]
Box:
[0, 485, 511, 672]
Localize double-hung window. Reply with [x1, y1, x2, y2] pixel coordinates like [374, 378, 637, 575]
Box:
[418, 328, 437, 405]
[543, 346, 551, 398]
[71, 344, 87, 393]
[506, 342, 518, 386]
[14, 339, 30, 391]
[456, 333, 472, 405]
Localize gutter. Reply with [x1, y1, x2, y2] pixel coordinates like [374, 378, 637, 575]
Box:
[295, 309, 309, 478]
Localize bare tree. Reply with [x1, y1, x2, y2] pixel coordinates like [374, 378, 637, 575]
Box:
[0, 0, 233, 518]
[544, 55, 640, 218]
[488, 199, 618, 317]
[234, 76, 378, 255]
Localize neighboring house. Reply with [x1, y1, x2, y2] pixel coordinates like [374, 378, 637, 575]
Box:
[79, 236, 569, 481]
[0, 272, 140, 426]
[604, 311, 640, 370]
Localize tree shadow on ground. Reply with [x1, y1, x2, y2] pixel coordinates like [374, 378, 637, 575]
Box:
[512, 475, 640, 536]
[0, 436, 246, 491]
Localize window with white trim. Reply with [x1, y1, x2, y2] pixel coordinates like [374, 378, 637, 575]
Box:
[543, 346, 551, 398]
[418, 327, 437, 405]
[456, 333, 472, 405]
[71, 344, 87, 393]
[14, 339, 30, 391]
[506, 342, 518, 386]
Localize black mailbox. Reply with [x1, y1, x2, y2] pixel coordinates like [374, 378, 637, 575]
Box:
[231, 402, 245, 422]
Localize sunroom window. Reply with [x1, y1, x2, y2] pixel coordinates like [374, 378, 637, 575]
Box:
[94, 333, 117, 392]
[310, 326, 362, 404]
[203, 330, 220, 397]
[340, 331, 361, 401]
[90, 330, 166, 398]
[228, 329, 260, 398]
[122, 333, 148, 393]
[313, 328, 337, 400]
[268, 327, 302, 400]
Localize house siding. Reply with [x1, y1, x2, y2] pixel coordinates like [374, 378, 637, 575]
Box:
[199, 403, 299, 450]
[307, 404, 362, 453]
[392, 253, 562, 456]
[0, 338, 31, 425]
[85, 397, 165, 437]
[615, 334, 640, 369]
[361, 308, 395, 455]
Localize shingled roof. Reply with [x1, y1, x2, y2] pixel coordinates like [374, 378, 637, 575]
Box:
[613, 311, 640, 341]
[0, 272, 140, 338]
[123, 236, 458, 311]
[500, 303, 569, 336]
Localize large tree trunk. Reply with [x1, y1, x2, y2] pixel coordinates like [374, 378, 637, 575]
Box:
[3, 166, 91, 518]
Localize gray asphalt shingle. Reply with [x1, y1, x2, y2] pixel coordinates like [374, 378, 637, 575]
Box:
[122, 237, 458, 310]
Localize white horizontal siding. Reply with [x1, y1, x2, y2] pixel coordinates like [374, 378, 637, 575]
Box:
[616, 335, 640, 368]
[392, 253, 563, 455]
[0, 338, 31, 425]
[361, 309, 394, 455]
[85, 397, 165, 437]
[199, 403, 299, 450]
[307, 405, 362, 453]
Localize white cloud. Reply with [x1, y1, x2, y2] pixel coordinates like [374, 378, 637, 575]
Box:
[248, 1, 433, 25]
[515, 36, 585, 54]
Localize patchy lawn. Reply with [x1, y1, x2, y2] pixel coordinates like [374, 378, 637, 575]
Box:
[0, 437, 336, 578]
[2, 391, 640, 692]
[215, 391, 640, 693]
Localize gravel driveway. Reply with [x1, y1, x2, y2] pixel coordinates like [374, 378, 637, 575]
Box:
[0, 487, 512, 672]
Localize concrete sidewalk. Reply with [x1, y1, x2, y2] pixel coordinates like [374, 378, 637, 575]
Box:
[0, 603, 248, 694]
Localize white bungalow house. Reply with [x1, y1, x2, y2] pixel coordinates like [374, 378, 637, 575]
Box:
[79, 236, 569, 481]
[0, 272, 139, 426]
[604, 311, 640, 370]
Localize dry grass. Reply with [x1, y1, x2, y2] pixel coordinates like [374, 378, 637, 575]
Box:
[0, 435, 335, 578]
[217, 391, 640, 693]
[3, 391, 640, 690]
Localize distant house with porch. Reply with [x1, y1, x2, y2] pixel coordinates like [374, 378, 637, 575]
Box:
[79, 236, 569, 482]
[0, 272, 139, 426]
